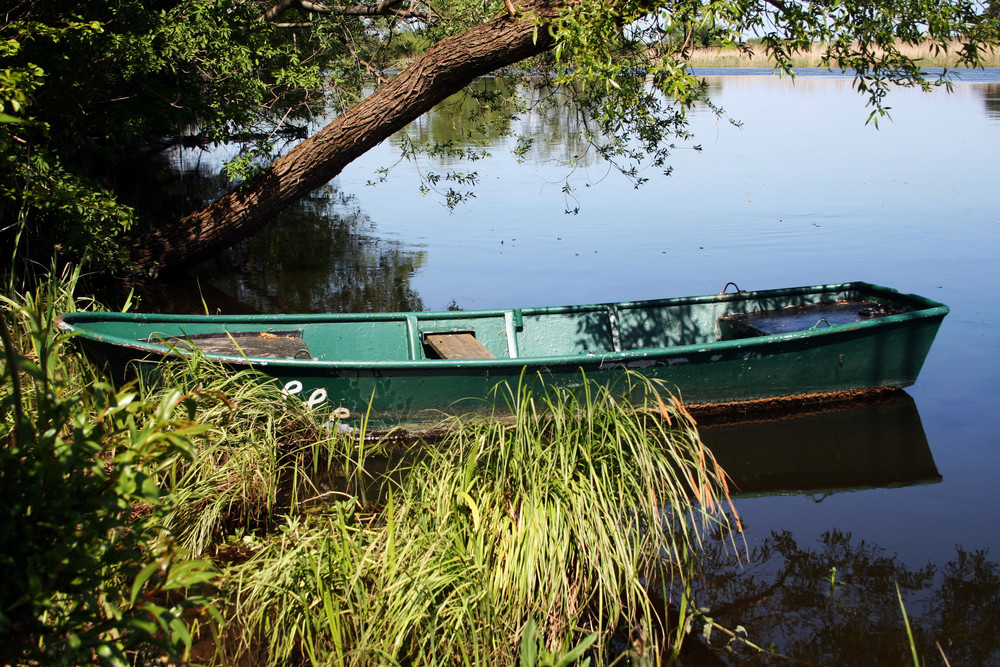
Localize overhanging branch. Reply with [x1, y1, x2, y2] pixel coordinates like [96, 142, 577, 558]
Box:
[130, 0, 558, 272]
[264, 0, 427, 21]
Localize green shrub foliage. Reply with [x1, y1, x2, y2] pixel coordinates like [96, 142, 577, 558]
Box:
[0, 278, 218, 665]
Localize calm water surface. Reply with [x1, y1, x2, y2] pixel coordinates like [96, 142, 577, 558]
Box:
[184, 69, 1000, 660]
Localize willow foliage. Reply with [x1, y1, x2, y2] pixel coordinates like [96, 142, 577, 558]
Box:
[2, 0, 996, 273]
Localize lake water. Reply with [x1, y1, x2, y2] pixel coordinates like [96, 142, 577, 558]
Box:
[181, 69, 1000, 661]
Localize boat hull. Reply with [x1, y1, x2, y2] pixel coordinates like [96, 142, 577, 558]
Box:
[58, 282, 948, 424]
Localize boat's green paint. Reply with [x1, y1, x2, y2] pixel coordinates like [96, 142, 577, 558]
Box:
[57, 282, 948, 424]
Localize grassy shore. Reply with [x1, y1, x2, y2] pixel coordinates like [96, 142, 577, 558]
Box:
[685, 40, 1000, 68]
[1, 276, 739, 665]
[7, 272, 991, 664]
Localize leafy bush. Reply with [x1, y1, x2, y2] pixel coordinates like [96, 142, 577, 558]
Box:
[0, 276, 218, 665]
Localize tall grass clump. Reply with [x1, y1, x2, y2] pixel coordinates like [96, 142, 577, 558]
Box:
[223, 373, 737, 665]
[7, 269, 738, 664]
[0, 268, 218, 665]
[145, 340, 397, 559]
[148, 353, 333, 555]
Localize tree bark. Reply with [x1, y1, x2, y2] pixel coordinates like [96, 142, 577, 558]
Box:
[128, 2, 556, 273]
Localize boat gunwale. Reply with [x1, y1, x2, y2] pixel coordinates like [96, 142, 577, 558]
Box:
[56, 281, 949, 371]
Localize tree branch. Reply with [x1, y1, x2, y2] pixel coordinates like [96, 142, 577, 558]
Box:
[265, 0, 426, 21]
[264, 0, 333, 21]
[130, 0, 559, 272]
[334, 5, 428, 19]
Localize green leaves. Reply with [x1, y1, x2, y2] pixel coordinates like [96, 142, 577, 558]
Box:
[537, 0, 999, 189]
[519, 616, 597, 667]
[0, 280, 218, 664]
[0, 0, 341, 272]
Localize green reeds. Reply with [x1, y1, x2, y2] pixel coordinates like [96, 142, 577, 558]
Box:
[149, 350, 393, 556]
[150, 357, 310, 554]
[2, 270, 736, 664]
[219, 372, 736, 665]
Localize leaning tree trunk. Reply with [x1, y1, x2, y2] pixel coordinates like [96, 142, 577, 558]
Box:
[128, 3, 556, 273]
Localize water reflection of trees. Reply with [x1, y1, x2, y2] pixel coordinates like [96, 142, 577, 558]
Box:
[105, 146, 236, 235]
[116, 144, 426, 314]
[404, 77, 520, 149]
[691, 529, 1000, 665]
[194, 189, 426, 314]
[396, 77, 631, 170]
[974, 83, 1000, 120]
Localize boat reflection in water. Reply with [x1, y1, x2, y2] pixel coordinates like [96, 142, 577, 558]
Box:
[698, 389, 940, 499]
[312, 389, 938, 509]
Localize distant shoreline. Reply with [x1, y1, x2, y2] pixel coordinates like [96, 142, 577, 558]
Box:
[685, 41, 1000, 68]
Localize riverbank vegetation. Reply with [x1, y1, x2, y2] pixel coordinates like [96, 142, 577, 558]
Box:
[0, 270, 220, 664]
[1, 274, 742, 664]
[6, 275, 1000, 664]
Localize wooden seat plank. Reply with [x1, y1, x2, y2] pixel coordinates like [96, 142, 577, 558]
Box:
[425, 332, 495, 359]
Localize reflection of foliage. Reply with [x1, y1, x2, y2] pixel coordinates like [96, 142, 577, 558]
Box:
[405, 77, 523, 150]
[196, 188, 425, 314]
[926, 549, 1000, 666]
[382, 75, 704, 211]
[385, 77, 524, 209]
[978, 84, 1000, 122]
[689, 529, 1000, 665]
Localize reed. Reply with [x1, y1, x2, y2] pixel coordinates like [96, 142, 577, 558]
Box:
[686, 40, 1000, 68]
[218, 373, 736, 665]
[151, 351, 405, 556]
[151, 359, 305, 555]
[2, 269, 737, 664]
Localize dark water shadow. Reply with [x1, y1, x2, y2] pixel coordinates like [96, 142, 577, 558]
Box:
[127, 189, 428, 315]
[975, 82, 1000, 120]
[103, 142, 428, 316]
[190, 190, 426, 314]
[699, 390, 939, 498]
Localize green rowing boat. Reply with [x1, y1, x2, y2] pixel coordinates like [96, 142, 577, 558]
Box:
[57, 281, 948, 423]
